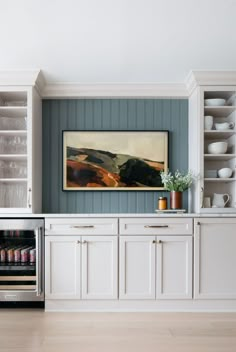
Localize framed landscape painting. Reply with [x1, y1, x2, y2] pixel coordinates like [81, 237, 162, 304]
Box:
[63, 131, 168, 190]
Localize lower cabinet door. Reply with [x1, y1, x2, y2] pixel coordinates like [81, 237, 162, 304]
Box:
[156, 236, 192, 299]
[45, 236, 81, 299]
[81, 236, 118, 299]
[119, 236, 156, 299]
[194, 218, 236, 299]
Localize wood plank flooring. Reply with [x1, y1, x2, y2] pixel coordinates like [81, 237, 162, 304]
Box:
[0, 311, 236, 352]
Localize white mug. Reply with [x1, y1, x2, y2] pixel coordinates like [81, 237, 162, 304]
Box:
[215, 122, 235, 130]
[204, 116, 213, 130]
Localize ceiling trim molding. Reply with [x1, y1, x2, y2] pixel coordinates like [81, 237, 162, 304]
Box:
[1, 70, 236, 98]
[42, 83, 188, 98]
[186, 70, 236, 95]
[0, 69, 46, 96]
[34, 71, 46, 96]
[0, 69, 40, 86]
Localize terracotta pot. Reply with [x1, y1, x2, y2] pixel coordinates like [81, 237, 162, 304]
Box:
[170, 191, 182, 209]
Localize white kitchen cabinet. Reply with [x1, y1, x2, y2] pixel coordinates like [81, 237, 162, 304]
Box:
[45, 234, 118, 300]
[194, 218, 236, 299]
[45, 236, 81, 299]
[119, 236, 156, 299]
[119, 234, 192, 300]
[81, 236, 118, 299]
[156, 236, 192, 299]
[0, 83, 42, 213]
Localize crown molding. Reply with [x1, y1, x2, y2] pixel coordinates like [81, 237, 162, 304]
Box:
[0, 69, 46, 96]
[42, 82, 188, 98]
[34, 71, 46, 97]
[2, 70, 236, 98]
[186, 70, 236, 95]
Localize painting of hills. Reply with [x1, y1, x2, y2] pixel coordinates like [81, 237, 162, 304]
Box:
[63, 131, 168, 190]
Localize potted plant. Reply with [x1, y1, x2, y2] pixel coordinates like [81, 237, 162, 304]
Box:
[160, 170, 193, 209]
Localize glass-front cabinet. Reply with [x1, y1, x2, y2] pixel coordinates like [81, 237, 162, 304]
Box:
[0, 85, 42, 213]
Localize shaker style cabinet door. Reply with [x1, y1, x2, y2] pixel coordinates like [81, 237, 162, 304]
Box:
[81, 236, 118, 299]
[156, 236, 192, 299]
[45, 236, 81, 299]
[119, 236, 156, 299]
[194, 218, 236, 299]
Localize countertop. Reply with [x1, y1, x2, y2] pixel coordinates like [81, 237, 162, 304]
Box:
[0, 213, 236, 218]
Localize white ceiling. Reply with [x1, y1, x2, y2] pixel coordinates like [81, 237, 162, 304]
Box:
[1, 0, 236, 84]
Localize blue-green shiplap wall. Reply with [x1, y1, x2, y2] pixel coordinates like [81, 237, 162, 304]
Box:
[42, 99, 188, 213]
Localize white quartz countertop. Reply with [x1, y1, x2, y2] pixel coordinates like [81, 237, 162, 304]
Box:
[0, 213, 236, 218]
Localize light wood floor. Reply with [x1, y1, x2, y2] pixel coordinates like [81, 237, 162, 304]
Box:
[0, 311, 236, 352]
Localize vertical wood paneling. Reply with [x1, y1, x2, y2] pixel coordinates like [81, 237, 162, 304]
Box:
[42, 99, 188, 213]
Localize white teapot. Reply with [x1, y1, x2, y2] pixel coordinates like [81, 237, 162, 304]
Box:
[212, 193, 230, 208]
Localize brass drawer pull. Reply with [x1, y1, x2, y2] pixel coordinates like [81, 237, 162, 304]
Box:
[145, 225, 168, 228]
[71, 225, 94, 229]
[82, 240, 87, 244]
[152, 240, 162, 244]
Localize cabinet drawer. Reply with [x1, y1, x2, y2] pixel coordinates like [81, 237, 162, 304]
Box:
[119, 218, 193, 235]
[45, 218, 118, 235]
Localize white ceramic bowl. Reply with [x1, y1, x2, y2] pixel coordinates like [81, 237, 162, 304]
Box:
[208, 141, 228, 154]
[204, 98, 226, 106]
[218, 168, 233, 178]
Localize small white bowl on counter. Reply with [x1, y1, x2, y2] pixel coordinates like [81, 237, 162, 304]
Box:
[208, 141, 228, 154]
[204, 98, 226, 106]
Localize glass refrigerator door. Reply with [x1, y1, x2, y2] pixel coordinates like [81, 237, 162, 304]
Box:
[0, 230, 36, 291]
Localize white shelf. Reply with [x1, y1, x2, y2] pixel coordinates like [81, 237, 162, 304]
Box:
[204, 154, 236, 161]
[200, 207, 236, 214]
[0, 178, 27, 182]
[204, 178, 236, 182]
[0, 106, 27, 117]
[204, 130, 236, 139]
[0, 130, 27, 135]
[204, 106, 236, 118]
[0, 154, 27, 160]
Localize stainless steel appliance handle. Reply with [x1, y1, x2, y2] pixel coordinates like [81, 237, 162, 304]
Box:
[36, 227, 42, 296]
[144, 225, 168, 228]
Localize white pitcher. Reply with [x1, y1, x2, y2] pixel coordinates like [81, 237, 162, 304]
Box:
[212, 193, 230, 207]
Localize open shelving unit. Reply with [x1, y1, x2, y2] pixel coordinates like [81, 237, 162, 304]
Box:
[203, 89, 236, 212]
[189, 84, 236, 213]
